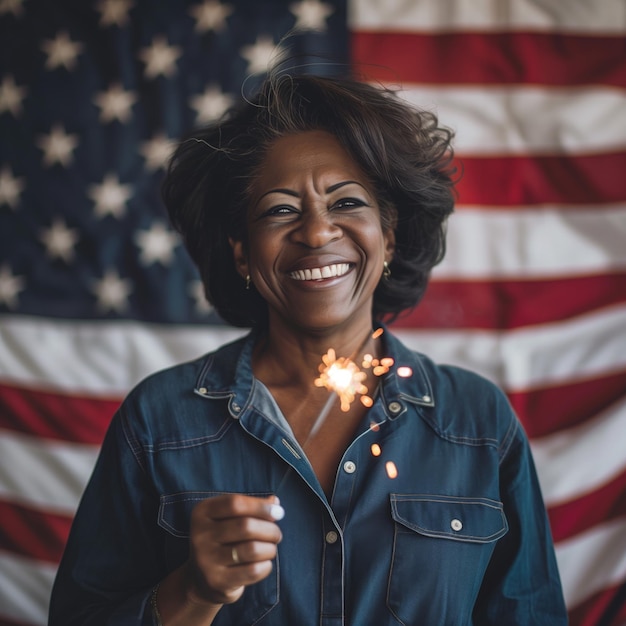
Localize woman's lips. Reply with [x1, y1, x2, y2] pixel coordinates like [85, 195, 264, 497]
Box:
[289, 263, 351, 281]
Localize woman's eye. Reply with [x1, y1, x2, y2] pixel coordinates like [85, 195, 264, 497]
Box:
[333, 198, 366, 210]
[265, 205, 296, 216]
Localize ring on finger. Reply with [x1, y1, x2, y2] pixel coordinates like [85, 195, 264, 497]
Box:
[231, 546, 240, 564]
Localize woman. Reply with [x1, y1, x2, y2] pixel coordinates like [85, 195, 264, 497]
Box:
[49, 73, 567, 624]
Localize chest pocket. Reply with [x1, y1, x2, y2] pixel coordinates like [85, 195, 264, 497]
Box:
[158, 491, 279, 625]
[387, 494, 508, 625]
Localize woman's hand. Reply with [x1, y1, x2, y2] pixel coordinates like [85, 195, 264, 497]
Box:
[186, 493, 285, 607]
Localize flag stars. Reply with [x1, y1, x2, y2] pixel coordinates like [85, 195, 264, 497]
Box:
[190, 84, 234, 124]
[93, 83, 137, 123]
[41, 31, 84, 71]
[138, 36, 182, 79]
[37, 124, 79, 168]
[92, 269, 132, 313]
[189, 0, 233, 33]
[0, 265, 25, 309]
[39, 219, 79, 263]
[289, 0, 334, 31]
[88, 173, 133, 218]
[190, 279, 212, 314]
[240, 35, 286, 75]
[0, 166, 25, 209]
[140, 132, 175, 171]
[95, 0, 133, 27]
[135, 222, 179, 266]
[0, 75, 27, 117]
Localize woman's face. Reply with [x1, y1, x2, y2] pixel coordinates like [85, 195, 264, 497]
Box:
[231, 130, 395, 334]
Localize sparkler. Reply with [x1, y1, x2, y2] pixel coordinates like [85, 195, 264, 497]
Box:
[276, 327, 408, 494]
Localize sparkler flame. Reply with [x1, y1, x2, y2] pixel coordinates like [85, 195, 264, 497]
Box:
[314, 348, 368, 412]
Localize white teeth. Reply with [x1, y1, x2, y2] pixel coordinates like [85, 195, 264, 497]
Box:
[290, 263, 350, 281]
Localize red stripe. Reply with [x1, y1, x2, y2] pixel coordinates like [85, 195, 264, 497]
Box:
[548, 470, 626, 543]
[0, 383, 119, 445]
[455, 153, 626, 207]
[392, 274, 626, 330]
[352, 31, 626, 88]
[567, 581, 626, 626]
[0, 499, 71, 564]
[509, 370, 626, 439]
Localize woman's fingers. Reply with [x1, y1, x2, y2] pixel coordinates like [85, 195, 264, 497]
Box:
[188, 494, 284, 605]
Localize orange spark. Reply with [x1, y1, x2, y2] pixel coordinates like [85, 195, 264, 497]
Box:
[385, 461, 398, 479]
[314, 348, 368, 412]
[372, 328, 384, 339]
[371, 443, 382, 457]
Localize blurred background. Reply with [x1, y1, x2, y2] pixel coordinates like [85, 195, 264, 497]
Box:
[0, 1, 625, 624]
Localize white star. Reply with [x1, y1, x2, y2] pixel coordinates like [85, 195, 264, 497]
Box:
[41, 31, 83, 71]
[88, 173, 133, 218]
[0, 264, 25, 309]
[37, 124, 79, 168]
[138, 36, 182, 79]
[95, 0, 133, 27]
[92, 269, 132, 313]
[135, 222, 179, 266]
[93, 83, 137, 123]
[190, 84, 234, 124]
[39, 218, 79, 263]
[140, 132, 175, 171]
[190, 279, 213, 314]
[0, 75, 27, 117]
[189, 0, 233, 33]
[240, 35, 286, 75]
[290, 0, 334, 31]
[0, 0, 25, 18]
[0, 166, 25, 209]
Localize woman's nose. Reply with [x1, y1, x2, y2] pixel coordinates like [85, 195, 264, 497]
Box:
[292, 209, 342, 248]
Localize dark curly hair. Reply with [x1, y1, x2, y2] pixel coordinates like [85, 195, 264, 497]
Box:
[162, 72, 456, 328]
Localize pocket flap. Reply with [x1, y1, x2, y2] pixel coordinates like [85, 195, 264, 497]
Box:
[390, 494, 508, 543]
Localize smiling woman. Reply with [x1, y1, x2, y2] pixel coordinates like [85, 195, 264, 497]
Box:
[48, 73, 568, 625]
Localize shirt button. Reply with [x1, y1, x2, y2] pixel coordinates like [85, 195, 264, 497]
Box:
[231, 403, 241, 413]
[325, 531, 338, 544]
[388, 401, 402, 414]
[198, 387, 207, 394]
[451, 518, 463, 531]
[422, 395, 431, 403]
[343, 461, 356, 474]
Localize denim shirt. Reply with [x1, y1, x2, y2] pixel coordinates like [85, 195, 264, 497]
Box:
[49, 330, 567, 625]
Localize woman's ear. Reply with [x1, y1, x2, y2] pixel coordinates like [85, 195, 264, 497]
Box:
[229, 237, 249, 279]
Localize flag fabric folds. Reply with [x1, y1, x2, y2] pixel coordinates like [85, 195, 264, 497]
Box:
[0, 1, 625, 624]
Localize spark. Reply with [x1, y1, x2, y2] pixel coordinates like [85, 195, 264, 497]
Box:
[385, 461, 398, 479]
[371, 443, 382, 457]
[314, 348, 368, 412]
[397, 366, 413, 378]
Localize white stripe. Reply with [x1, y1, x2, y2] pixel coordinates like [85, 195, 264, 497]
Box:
[0, 315, 246, 395]
[531, 396, 626, 505]
[399, 86, 626, 155]
[395, 303, 626, 390]
[0, 429, 98, 515]
[350, 0, 626, 34]
[2, 306, 625, 395]
[436, 205, 626, 278]
[0, 550, 55, 625]
[555, 517, 626, 609]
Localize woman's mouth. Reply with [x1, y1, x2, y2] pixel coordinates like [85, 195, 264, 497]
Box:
[289, 263, 351, 281]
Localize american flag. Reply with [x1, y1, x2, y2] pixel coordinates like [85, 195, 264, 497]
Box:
[0, 1, 624, 624]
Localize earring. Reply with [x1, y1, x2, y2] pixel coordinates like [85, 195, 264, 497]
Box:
[383, 261, 391, 280]
[245, 275, 251, 290]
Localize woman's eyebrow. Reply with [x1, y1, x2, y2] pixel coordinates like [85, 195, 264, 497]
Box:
[257, 180, 366, 204]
